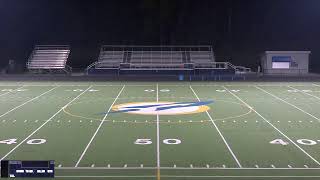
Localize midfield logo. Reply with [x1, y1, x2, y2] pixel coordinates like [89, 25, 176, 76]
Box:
[109, 101, 213, 115]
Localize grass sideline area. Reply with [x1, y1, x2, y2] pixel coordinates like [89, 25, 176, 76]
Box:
[0, 81, 320, 179]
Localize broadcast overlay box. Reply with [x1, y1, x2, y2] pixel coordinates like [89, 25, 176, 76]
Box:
[1, 160, 54, 178]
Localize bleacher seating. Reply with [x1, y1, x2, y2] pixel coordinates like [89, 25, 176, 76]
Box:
[27, 45, 71, 73]
[190, 51, 215, 67]
[86, 45, 242, 75]
[95, 51, 124, 69]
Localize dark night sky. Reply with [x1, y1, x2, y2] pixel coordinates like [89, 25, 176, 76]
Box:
[0, 0, 320, 71]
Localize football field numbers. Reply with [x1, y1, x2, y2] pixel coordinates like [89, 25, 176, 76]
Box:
[144, 89, 170, 92]
[270, 138, 320, 146]
[0, 138, 46, 145]
[66, 89, 98, 92]
[216, 90, 240, 92]
[1, 89, 28, 92]
[287, 89, 313, 93]
[135, 138, 181, 145]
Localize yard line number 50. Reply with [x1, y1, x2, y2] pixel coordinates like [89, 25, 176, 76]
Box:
[135, 138, 181, 145]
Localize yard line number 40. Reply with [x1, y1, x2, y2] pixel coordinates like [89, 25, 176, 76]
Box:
[270, 139, 320, 146]
[0, 139, 46, 145]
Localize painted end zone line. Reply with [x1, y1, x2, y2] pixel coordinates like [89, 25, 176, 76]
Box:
[0, 86, 59, 118]
[189, 85, 242, 168]
[222, 86, 320, 166]
[0, 85, 93, 161]
[74, 85, 126, 167]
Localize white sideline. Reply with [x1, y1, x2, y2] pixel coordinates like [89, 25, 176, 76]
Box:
[222, 86, 320, 166]
[256, 86, 320, 123]
[0, 85, 93, 161]
[74, 85, 126, 167]
[55, 166, 320, 170]
[55, 175, 320, 178]
[189, 85, 242, 168]
[0, 86, 59, 119]
[288, 86, 320, 101]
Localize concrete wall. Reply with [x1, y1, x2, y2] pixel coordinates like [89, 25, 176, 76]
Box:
[261, 51, 310, 75]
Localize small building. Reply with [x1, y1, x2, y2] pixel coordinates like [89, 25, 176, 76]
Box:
[261, 51, 311, 75]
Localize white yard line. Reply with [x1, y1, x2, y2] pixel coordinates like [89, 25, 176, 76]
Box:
[256, 86, 320, 123]
[156, 84, 160, 168]
[312, 83, 320, 87]
[0, 86, 59, 119]
[74, 85, 126, 167]
[222, 86, 320, 166]
[288, 86, 320, 101]
[189, 85, 242, 168]
[156, 83, 161, 180]
[0, 85, 93, 161]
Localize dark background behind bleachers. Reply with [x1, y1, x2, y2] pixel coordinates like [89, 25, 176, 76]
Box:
[0, 0, 320, 73]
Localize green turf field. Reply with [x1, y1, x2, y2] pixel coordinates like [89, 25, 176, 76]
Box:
[0, 81, 320, 180]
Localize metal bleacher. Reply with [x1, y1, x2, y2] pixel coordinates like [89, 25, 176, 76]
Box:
[86, 45, 251, 75]
[27, 45, 71, 73]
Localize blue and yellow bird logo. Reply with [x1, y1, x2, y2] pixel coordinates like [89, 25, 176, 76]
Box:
[109, 101, 213, 115]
